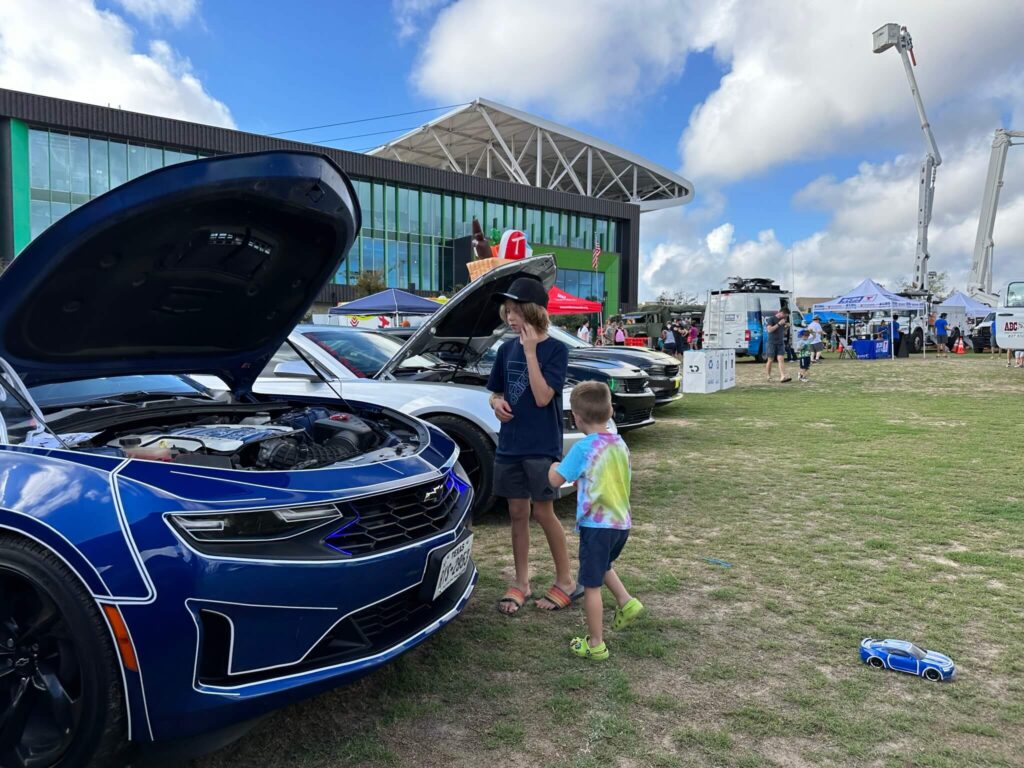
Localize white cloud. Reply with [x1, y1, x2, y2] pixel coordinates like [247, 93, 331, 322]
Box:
[0, 0, 232, 127]
[410, 0, 699, 120]
[393, 0, 449, 40]
[680, 2, 1024, 183]
[112, 0, 197, 26]
[639, 128, 1024, 301]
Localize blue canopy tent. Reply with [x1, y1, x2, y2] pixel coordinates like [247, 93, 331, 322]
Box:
[328, 289, 441, 316]
[804, 310, 853, 325]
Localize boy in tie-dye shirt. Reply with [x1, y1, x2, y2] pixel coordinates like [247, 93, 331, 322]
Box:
[549, 382, 644, 660]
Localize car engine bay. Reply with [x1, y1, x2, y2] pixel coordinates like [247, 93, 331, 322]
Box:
[48, 404, 424, 470]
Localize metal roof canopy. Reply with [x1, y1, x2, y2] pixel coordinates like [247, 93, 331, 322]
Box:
[369, 98, 693, 212]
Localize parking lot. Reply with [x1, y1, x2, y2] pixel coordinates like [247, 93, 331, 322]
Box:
[198, 354, 1024, 768]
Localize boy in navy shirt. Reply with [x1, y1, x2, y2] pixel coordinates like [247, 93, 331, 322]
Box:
[487, 277, 579, 615]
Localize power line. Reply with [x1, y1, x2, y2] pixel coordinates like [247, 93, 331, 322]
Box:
[309, 125, 420, 145]
[269, 102, 469, 136]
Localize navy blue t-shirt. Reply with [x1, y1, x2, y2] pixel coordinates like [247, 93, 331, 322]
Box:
[486, 336, 568, 460]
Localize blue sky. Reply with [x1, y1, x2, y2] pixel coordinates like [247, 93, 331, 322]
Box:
[6, 0, 1024, 300]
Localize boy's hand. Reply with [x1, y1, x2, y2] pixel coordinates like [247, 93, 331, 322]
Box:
[492, 396, 513, 422]
[520, 324, 542, 354]
[548, 462, 566, 489]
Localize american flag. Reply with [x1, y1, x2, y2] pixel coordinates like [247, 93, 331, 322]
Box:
[592, 242, 601, 270]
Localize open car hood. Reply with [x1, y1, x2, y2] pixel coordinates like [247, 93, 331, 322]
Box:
[376, 256, 556, 379]
[0, 151, 359, 395]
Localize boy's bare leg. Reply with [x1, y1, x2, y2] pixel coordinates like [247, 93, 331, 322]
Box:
[584, 587, 604, 646]
[500, 498, 531, 614]
[532, 500, 577, 609]
[604, 568, 632, 607]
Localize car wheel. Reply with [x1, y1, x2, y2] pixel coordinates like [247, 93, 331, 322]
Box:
[923, 668, 941, 682]
[0, 536, 127, 768]
[912, 330, 924, 354]
[868, 656, 885, 669]
[426, 416, 496, 518]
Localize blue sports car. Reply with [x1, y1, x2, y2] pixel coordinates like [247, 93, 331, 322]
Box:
[860, 638, 956, 681]
[0, 151, 476, 767]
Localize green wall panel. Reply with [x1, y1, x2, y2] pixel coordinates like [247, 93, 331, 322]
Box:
[541, 245, 620, 316]
[10, 119, 30, 256]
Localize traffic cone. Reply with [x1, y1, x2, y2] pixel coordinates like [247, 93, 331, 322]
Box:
[954, 337, 965, 354]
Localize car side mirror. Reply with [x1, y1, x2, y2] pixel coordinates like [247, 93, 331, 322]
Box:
[273, 360, 319, 381]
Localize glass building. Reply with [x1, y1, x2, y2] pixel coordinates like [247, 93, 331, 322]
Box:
[1, 90, 694, 313]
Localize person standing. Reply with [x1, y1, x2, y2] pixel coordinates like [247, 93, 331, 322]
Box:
[672, 322, 687, 357]
[604, 322, 616, 346]
[796, 329, 813, 382]
[548, 382, 643, 661]
[487, 277, 578, 615]
[934, 312, 950, 357]
[577, 320, 591, 344]
[687, 322, 700, 350]
[614, 323, 626, 346]
[764, 310, 792, 383]
[807, 315, 825, 362]
[890, 313, 901, 354]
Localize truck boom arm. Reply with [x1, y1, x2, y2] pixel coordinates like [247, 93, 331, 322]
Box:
[967, 129, 1024, 306]
[874, 24, 941, 294]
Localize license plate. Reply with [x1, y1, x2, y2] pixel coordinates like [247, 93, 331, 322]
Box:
[433, 535, 473, 600]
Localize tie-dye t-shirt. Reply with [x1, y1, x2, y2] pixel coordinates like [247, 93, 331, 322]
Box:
[556, 433, 631, 530]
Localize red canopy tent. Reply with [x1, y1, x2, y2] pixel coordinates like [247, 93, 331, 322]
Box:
[547, 286, 602, 315]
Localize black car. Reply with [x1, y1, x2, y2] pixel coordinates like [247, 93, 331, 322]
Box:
[479, 333, 656, 430]
[547, 326, 682, 406]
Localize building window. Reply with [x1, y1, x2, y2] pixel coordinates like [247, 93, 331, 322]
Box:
[556, 268, 605, 303]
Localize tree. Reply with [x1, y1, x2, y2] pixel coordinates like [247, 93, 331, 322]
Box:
[898, 271, 953, 302]
[353, 270, 386, 297]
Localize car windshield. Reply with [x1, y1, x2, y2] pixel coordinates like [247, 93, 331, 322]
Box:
[302, 330, 440, 378]
[906, 644, 926, 660]
[27, 375, 211, 408]
[548, 326, 592, 349]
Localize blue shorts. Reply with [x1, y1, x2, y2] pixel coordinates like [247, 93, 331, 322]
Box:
[578, 527, 630, 588]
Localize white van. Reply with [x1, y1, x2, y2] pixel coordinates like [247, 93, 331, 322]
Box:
[702, 278, 802, 360]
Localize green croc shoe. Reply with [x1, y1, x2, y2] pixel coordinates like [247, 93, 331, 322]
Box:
[611, 598, 644, 631]
[569, 636, 609, 661]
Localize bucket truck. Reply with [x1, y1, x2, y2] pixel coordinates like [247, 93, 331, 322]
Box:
[967, 129, 1024, 307]
[873, 23, 941, 352]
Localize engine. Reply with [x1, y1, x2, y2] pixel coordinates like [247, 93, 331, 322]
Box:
[91, 406, 389, 470]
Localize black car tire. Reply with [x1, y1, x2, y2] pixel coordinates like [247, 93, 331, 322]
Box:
[868, 657, 885, 669]
[426, 416, 496, 518]
[972, 337, 984, 353]
[911, 329, 924, 354]
[0, 536, 127, 768]
[923, 668, 941, 682]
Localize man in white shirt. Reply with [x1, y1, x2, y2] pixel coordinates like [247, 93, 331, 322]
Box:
[577, 321, 591, 344]
[807, 316, 825, 362]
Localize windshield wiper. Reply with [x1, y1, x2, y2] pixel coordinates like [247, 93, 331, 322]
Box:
[66, 391, 210, 409]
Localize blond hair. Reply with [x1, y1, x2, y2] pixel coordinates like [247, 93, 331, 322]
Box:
[499, 300, 550, 332]
[569, 380, 613, 425]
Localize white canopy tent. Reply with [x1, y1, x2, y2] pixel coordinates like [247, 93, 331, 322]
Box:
[936, 291, 990, 319]
[813, 279, 926, 359]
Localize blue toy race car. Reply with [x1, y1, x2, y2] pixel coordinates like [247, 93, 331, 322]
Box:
[860, 638, 956, 681]
[0, 151, 476, 766]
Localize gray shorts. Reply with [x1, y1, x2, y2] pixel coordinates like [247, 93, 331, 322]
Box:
[493, 457, 557, 501]
[812, 342, 824, 352]
[765, 340, 786, 359]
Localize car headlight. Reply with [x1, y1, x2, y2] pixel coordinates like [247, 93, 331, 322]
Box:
[169, 505, 342, 543]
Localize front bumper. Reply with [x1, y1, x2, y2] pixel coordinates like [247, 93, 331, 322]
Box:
[649, 375, 683, 405]
[612, 390, 657, 431]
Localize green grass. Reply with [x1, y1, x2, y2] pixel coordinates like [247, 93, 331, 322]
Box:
[197, 354, 1024, 767]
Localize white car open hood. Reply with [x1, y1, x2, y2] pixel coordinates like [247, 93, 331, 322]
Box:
[376, 256, 556, 379]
